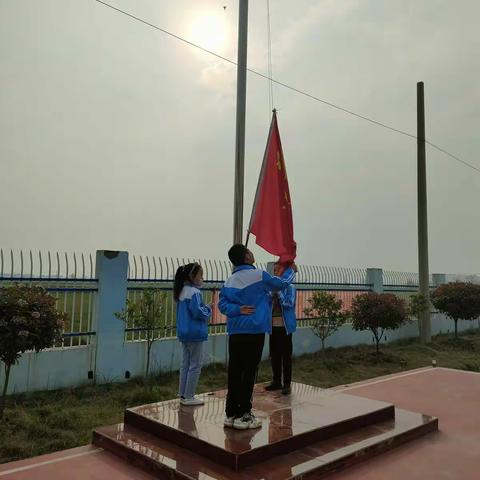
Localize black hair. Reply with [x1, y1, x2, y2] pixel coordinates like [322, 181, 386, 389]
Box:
[173, 263, 202, 301]
[228, 244, 248, 267]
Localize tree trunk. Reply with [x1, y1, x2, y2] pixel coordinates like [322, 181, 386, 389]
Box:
[454, 319, 458, 339]
[146, 341, 152, 379]
[375, 328, 380, 354]
[373, 328, 380, 354]
[0, 364, 12, 419]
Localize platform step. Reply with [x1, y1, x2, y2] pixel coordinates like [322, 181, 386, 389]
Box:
[123, 384, 395, 470]
[93, 408, 437, 480]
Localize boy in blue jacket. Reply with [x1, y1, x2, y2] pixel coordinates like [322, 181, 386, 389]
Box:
[266, 262, 297, 395]
[219, 244, 295, 430]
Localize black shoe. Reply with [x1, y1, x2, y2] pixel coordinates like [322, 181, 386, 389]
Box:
[265, 383, 282, 391]
[282, 385, 291, 395]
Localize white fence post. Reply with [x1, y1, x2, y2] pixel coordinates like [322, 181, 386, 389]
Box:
[93, 250, 129, 383]
[432, 273, 446, 287]
[366, 268, 383, 293]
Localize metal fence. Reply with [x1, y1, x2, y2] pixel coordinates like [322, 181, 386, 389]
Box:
[446, 273, 480, 284]
[382, 270, 437, 309]
[382, 270, 433, 287]
[0, 249, 97, 347]
[3, 249, 473, 347]
[125, 281, 226, 342]
[124, 255, 373, 339]
[126, 254, 369, 285]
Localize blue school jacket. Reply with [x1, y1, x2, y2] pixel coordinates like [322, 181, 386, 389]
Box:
[219, 265, 295, 335]
[271, 285, 297, 334]
[176, 285, 212, 342]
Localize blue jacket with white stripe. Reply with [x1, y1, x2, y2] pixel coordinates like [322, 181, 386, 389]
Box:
[271, 285, 297, 334]
[176, 284, 212, 342]
[219, 265, 295, 335]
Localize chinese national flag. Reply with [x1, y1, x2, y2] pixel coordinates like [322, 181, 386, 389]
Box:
[248, 111, 296, 264]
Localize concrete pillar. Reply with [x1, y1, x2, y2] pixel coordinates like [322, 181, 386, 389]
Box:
[366, 268, 383, 293]
[432, 273, 446, 287]
[93, 250, 128, 383]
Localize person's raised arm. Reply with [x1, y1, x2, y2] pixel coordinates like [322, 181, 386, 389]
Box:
[262, 266, 296, 292]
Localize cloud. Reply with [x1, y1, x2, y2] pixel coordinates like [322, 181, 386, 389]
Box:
[198, 60, 236, 105]
[0, 0, 479, 275]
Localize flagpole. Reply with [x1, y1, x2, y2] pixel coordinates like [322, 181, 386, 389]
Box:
[233, 0, 249, 245]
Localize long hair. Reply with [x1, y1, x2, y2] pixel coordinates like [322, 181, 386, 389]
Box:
[173, 263, 202, 301]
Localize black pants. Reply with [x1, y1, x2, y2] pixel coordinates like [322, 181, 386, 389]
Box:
[269, 327, 293, 386]
[226, 333, 265, 418]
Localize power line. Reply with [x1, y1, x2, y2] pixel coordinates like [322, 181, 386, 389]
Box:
[95, 1, 239, 63]
[425, 140, 480, 174]
[95, 0, 479, 175]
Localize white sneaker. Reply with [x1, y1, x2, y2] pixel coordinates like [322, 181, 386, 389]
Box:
[224, 416, 235, 428]
[180, 396, 204, 406]
[233, 413, 262, 430]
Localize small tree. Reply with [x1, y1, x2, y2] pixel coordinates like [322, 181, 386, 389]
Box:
[304, 291, 347, 356]
[431, 282, 480, 338]
[408, 293, 430, 336]
[351, 292, 407, 354]
[0, 284, 65, 418]
[116, 289, 167, 379]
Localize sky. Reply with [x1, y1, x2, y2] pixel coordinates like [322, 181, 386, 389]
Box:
[0, 0, 479, 275]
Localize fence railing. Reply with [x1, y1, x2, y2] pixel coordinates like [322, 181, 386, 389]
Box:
[382, 269, 436, 288]
[123, 279, 373, 340]
[3, 249, 478, 348]
[0, 277, 98, 348]
[125, 281, 227, 341]
[126, 254, 369, 285]
[0, 249, 97, 347]
[0, 249, 95, 280]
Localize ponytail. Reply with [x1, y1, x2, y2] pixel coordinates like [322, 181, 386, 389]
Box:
[173, 262, 202, 301]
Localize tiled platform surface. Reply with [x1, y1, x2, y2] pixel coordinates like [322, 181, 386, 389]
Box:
[94, 408, 435, 479]
[121, 384, 396, 469]
[2, 367, 480, 479]
[92, 382, 437, 477]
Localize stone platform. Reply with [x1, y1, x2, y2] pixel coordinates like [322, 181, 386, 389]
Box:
[93, 382, 437, 479]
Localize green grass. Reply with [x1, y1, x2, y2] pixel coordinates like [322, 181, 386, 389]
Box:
[1, 329, 480, 464]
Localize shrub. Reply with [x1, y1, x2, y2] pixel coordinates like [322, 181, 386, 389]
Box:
[304, 291, 348, 356]
[0, 284, 65, 418]
[115, 289, 167, 379]
[351, 292, 407, 354]
[431, 282, 480, 338]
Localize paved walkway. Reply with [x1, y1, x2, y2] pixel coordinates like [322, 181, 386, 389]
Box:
[327, 367, 480, 479]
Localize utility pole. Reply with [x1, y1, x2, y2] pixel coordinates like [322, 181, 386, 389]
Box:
[417, 81, 431, 343]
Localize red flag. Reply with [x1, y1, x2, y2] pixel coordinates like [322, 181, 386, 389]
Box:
[248, 111, 296, 264]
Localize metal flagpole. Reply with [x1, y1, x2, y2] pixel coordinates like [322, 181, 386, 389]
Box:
[233, 0, 249, 245]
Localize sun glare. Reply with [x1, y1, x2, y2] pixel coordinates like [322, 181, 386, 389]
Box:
[188, 13, 228, 54]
